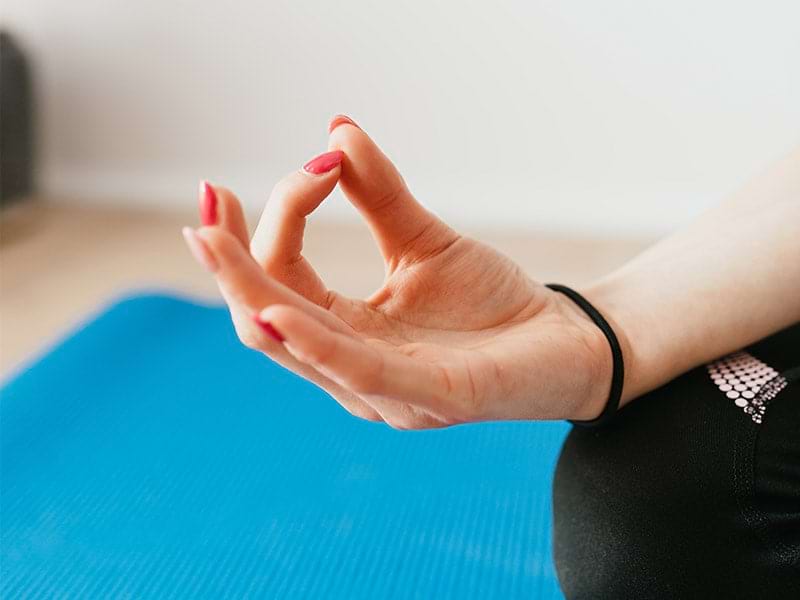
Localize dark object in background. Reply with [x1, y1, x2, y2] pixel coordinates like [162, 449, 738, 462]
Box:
[1, 31, 35, 207]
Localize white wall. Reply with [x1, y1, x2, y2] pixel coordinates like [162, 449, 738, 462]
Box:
[2, 0, 798, 235]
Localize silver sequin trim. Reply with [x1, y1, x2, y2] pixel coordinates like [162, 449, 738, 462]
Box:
[706, 351, 788, 424]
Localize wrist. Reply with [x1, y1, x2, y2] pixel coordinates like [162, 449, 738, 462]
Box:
[548, 290, 616, 421]
[579, 275, 659, 409]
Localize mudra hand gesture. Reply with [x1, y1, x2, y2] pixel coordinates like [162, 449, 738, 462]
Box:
[182, 116, 620, 429]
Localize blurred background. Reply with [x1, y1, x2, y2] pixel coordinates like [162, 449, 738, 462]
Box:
[1, 0, 799, 377]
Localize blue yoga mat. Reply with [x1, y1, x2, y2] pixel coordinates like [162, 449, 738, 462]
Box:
[1, 294, 569, 599]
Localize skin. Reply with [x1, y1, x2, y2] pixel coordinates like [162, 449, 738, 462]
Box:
[183, 117, 800, 430]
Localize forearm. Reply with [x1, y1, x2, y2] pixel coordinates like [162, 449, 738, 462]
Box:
[583, 148, 800, 408]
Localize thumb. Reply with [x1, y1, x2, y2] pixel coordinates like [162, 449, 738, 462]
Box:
[327, 115, 459, 268]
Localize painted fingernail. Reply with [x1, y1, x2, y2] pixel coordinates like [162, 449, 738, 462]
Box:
[199, 180, 218, 226]
[328, 114, 360, 133]
[182, 226, 218, 272]
[303, 150, 344, 175]
[252, 315, 285, 343]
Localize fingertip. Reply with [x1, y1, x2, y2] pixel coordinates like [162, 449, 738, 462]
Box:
[326, 119, 401, 186]
[257, 303, 293, 322]
[255, 304, 323, 363]
[251, 312, 286, 343]
[302, 149, 345, 175]
[181, 225, 194, 245]
[328, 114, 361, 133]
[327, 115, 378, 157]
[182, 226, 218, 273]
[258, 304, 315, 333]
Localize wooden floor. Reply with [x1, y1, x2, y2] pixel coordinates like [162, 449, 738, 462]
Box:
[0, 200, 652, 378]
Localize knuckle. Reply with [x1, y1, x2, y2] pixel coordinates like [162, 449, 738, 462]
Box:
[269, 174, 305, 211]
[371, 184, 407, 213]
[269, 178, 293, 201]
[321, 290, 337, 311]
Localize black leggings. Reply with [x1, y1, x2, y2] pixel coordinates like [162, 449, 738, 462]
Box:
[552, 323, 800, 599]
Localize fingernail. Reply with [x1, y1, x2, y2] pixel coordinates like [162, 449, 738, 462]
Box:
[328, 114, 360, 133]
[252, 314, 285, 343]
[303, 150, 344, 175]
[182, 226, 218, 272]
[199, 180, 218, 226]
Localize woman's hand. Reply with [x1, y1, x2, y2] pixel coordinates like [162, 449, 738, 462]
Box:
[182, 116, 617, 429]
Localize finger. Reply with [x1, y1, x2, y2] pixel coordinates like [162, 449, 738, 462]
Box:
[258, 303, 465, 418]
[182, 225, 383, 422]
[247, 313, 383, 423]
[251, 151, 342, 267]
[327, 115, 460, 267]
[198, 180, 329, 346]
[199, 181, 249, 246]
[193, 226, 352, 336]
[249, 151, 343, 303]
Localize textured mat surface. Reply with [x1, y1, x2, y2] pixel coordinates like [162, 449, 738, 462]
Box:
[1, 294, 568, 599]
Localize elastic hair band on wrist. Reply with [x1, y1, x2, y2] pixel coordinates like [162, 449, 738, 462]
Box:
[545, 283, 624, 428]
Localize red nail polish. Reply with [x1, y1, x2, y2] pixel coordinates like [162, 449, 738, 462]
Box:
[303, 150, 344, 175]
[253, 315, 285, 343]
[328, 114, 360, 133]
[199, 180, 218, 226]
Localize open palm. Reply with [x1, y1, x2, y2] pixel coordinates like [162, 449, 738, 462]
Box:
[183, 117, 611, 428]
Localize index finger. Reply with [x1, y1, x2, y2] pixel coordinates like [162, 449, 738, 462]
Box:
[195, 226, 353, 336]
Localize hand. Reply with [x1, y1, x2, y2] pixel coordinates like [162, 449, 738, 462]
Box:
[182, 116, 617, 429]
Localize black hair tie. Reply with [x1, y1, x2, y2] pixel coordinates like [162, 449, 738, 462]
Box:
[545, 283, 625, 427]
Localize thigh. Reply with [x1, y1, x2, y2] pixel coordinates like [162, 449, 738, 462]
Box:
[552, 324, 800, 599]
